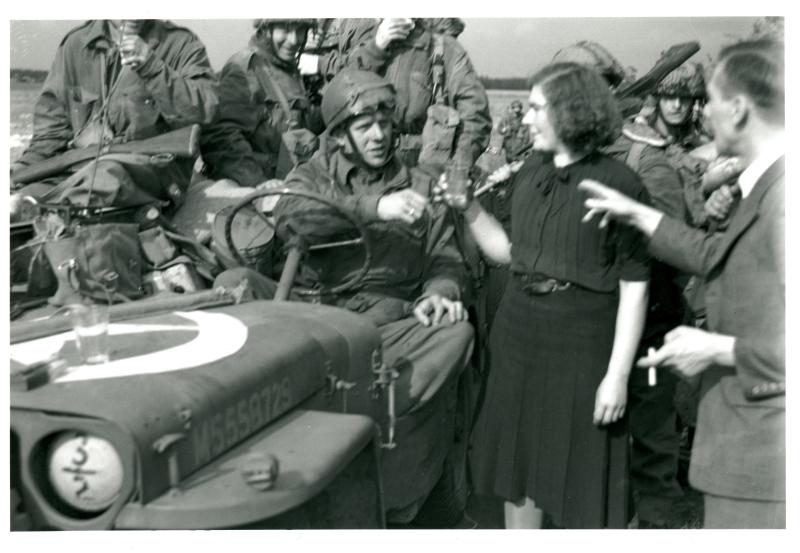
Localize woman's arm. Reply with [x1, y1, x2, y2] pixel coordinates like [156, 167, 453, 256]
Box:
[463, 200, 512, 265]
[593, 279, 649, 425]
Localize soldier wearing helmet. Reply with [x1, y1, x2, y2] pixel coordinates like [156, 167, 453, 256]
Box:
[552, 40, 628, 90]
[497, 100, 531, 163]
[214, 69, 476, 529]
[648, 62, 707, 147]
[200, 18, 324, 187]
[323, 18, 491, 170]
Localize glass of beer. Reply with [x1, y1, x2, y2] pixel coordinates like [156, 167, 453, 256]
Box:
[69, 304, 110, 364]
[443, 162, 472, 209]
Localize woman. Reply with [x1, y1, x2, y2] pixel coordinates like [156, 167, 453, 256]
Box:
[453, 63, 650, 528]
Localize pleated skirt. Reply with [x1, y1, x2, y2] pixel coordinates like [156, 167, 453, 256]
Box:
[471, 275, 630, 528]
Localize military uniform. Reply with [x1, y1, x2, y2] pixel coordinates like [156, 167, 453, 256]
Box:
[341, 22, 492, 169]
[215, 145, 475, 525]
[201, 36, 324, 187]
[605, 122, 691, 527]
[497, 112, 531, 163]
[13, 20, 218, 207]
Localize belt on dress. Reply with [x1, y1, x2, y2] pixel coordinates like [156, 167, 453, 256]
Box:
[513, 271, 573, 295]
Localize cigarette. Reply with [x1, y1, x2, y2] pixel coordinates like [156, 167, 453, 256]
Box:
[647, 347, 657, 387]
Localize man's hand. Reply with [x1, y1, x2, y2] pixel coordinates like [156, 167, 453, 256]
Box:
[120, 32, 152, 69]
[578, 178, 663, 237]
[593, 373, 627, 426]
[375, 18, 414, 51]
[704, 183, 737, 221]
[636, 325, 736, 380]
[413, 294, 465, 327]
[701, 156, 743, 196]
[298, 53, 320, 76]
[377, 188, 429, 225]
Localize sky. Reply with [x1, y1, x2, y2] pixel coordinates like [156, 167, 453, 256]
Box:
[8, 16, 765, 78]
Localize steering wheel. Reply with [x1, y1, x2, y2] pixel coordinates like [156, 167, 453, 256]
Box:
[224, 188, 372, 301]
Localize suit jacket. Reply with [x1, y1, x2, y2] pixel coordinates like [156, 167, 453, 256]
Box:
[649, 157, 785, 501]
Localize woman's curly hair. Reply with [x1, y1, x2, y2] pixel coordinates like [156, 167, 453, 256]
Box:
[530, 62, 622, 154]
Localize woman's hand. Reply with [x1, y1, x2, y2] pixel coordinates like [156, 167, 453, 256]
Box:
[593, 372, 628, 426]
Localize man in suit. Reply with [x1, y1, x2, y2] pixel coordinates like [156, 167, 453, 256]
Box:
[578, 38, 785, 528]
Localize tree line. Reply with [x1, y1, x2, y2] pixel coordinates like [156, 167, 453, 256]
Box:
[11, 69, 48, 83]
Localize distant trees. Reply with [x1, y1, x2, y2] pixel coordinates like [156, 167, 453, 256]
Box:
[11, 69, 48, 82]
[749, 16, 784, 41]
[478, 76, 530, 90]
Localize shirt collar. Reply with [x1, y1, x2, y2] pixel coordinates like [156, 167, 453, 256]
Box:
[737, 143, 785, 198]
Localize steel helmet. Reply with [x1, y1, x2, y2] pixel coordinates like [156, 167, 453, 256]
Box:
[425, 18, 466, 37]
[321, 69, 397, 132]
[551, 41, 627, 88]
[655, 62, 706, 99]
[253, 19, 317, 32]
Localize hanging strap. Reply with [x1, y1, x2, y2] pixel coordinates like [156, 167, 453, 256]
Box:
[431, 33, 448, 106]
[251, 53, 301, 130]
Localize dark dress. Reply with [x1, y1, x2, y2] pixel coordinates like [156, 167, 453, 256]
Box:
[471, 151, 650, 529]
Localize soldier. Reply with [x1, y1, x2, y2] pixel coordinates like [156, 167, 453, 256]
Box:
[625, 62, 712, 227]
[552, 41, 690, 529]
[200, 19, 323, 186]
[335, 18, 492, 170]
[10, 20, 218, 215]
[214, 69, 476, 528]
[497, 100, 532, 163]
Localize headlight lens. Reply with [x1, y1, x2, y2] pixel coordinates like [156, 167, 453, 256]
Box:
[47, 431, 124, 512]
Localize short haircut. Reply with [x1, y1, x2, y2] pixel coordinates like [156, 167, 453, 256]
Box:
[530, 62, 622, 153]
[717, 39, 784, 123]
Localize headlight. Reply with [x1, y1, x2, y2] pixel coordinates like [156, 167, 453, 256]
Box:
[47, 431, 124, 512]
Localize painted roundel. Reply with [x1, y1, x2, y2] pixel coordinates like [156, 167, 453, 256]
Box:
[10, 311, 248, 382]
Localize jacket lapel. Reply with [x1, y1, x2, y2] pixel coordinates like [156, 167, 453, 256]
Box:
[707, 156, 784, 271]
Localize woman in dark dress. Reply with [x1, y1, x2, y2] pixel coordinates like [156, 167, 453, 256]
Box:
[447, 63, 651, 528]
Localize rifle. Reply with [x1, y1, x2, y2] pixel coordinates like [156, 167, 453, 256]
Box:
[616, 42, 700, 100]
[11, 124, 201, 185]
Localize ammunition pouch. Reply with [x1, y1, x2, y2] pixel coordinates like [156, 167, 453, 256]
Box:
[418, 104, 460, 169]
[276, 128, 319, 178]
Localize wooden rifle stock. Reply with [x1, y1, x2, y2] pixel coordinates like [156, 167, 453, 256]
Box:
[12, 124, 200, 185]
